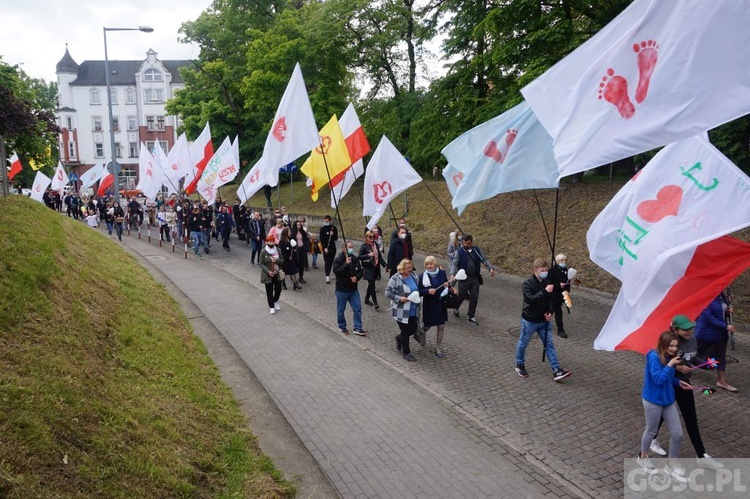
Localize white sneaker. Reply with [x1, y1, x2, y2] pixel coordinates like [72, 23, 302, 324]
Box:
[636, 455, 658, 475]
[274, 302, 280, 311]
[326, 276, 330, 283]
[270, 308, 276, 315]
[664, 464, 688, 483]
[650, 439, 667, 456]
[697, 453, 724, 469]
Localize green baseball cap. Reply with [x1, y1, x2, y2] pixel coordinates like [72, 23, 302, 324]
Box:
[672, 315, 696, 330]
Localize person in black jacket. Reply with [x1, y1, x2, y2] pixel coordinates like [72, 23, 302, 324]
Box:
[319, 215, 338, 283]
[514, 258, 571, 381]
[332, 241, 366, 336]
[216, 204, 235, 251]
[359, 230, 386, 309]
[248, 211, 267, 266]
[290, 220, 310, 284]
[548, 254, 571, 338]
[387, 227, 410, 277]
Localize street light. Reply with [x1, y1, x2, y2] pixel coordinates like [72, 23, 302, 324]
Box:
[103, 25, 153, 205]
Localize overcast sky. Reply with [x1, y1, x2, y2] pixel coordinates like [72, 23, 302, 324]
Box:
[0, 0, 212, 82]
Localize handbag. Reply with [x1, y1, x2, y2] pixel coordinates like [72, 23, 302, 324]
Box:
[414, 322, 427, 347]
[278, 269, 286, 280]
[442, 288, 461, 310]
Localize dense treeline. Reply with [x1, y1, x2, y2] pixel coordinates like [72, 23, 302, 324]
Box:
[157, 0, 747, 178]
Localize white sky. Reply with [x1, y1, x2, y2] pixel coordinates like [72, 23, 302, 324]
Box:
[0, 0, 212, 82]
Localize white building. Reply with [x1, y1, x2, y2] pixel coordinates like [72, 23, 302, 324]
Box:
[55, 47, 190, 189]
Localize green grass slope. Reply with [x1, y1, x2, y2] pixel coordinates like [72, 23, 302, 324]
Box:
[0, 196, 294, 498]
[227, 176, 749, 320]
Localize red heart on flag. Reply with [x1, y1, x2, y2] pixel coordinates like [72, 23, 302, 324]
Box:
[272, 117, 287, 142]
[315, 136, 332, 155]
[636, 185, 683, 223]
[373, 181, 392, 204]
[452, 172, 463, 187]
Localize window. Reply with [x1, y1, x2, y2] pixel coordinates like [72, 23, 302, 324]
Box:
[115, 143, 122, 158]
[68, 142, 76, 158]
[144, 88, 164, 103]
[146, 141, 168, 153]
[90, 88, 101, 105]
[143, 68, 163, 81]
[129, 142, 138, 158]
[127, 116, 137, 130]
[146, 116, 155, 130]
[125, 87, 136, 104]
[66, 117, 73, 129]
[157, 116, 165, 130]
[112, 117, 120, 132]
[92, 116, 102, 131]
[109, 88, 118, 104]
[95, 143, 104, 158]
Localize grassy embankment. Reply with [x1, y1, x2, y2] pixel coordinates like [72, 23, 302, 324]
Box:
[225, 175, 749, 320]
[0, 195, 294, 497]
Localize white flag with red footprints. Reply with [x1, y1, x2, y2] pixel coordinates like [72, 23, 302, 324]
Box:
[440, 163, 468, 215]
[152, 141, 176, 195]
[165, 133, 193, 184]
[362, 136, 422, 230]
[521, 0, 750, 177]
[330, 103, 371, 208]
[30, 171, 51, 202]
[260, 63, 320, 188]
[185, 122, 213, 195]
[595, 236, 750, 353]
[587, 134, 750, 309]
[50, 162, 69, 194]
[238, 157, 267, 205]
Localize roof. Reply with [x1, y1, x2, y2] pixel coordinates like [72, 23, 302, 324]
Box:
[56, 48, 79, 74]
[70, 60, 192, 86]
[57, 106, 76, 112]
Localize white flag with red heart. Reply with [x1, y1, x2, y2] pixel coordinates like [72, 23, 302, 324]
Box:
[30, 171, 51, 202]
[363, 135, 422, 230]
[587, 134, 750, 307]
[50, 162, 69, 194]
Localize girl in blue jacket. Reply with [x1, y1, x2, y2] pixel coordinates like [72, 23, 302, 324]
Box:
[637, 331, 691, 480]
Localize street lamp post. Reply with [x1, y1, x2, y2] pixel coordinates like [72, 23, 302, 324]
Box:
[103, 25, 153, 205]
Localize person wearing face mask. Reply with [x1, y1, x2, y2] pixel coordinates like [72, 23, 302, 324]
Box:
[332, 241, 366, 336]
[449, 234, 495, 325]
[514, 258, 571, 381]
[419, 256, 449, 358]
[446, 230, 463, 263]
[390, 218, 414, 259]
[387, 227, 411, 277]
[548, 253, 571, 338]
[319, 215, 338, 283]
[260, 235, 284, 314]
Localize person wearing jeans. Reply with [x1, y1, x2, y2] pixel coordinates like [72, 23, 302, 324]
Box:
[332, 241, 366, 336]
[515, 258, 571, 381]
[187, 207, 204, 257]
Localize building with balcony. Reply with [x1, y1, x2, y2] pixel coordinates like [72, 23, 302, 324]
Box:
[55, 47, 190, 189]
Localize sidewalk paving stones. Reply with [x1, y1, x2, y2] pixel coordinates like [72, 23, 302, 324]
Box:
[119, 228, 749, 498]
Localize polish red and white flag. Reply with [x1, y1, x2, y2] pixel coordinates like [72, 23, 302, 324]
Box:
[8, 152, 22, 180]
[330, 103, 371, 208]
[184, 122, 213, 194]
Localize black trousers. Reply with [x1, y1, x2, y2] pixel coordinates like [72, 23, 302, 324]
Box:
[296, 250, 307, 279]
[657, 384, 705, 457]
[457, 276, 480, 317]
[551, 299, 565, 332]
[397, 316, 417, 356]
[324, 250, 336, 277]
[365, 279, 378, 305]
[265, 278, 282, 308]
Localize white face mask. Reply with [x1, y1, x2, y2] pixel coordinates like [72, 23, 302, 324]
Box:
[266, 244, 275, 251]
[399, 233, 406, 240]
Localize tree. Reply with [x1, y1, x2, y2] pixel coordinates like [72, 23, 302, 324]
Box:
[0, 59, 59, 190]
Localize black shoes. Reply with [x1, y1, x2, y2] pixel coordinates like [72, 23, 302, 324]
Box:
[364, 299, 374, 306]
[515, 364, 529, 378]
[553, 369, 572, 381]
[453, 309, 460, 317]
[558, 330, 568, 338]
[299, 278, 306, 284]
[467, 317, 478, 326]
[403, 354, 416, 362]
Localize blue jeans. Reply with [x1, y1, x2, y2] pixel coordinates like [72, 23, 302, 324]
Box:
[106, 221, 114, 235]
[516, 318, 560, 372]
[312, 253, 319, 267]
[251, 238, 263, 264]
[202, 228, 212, 250]
[191, 231, 204, 254]
[335, 289, 362, 331]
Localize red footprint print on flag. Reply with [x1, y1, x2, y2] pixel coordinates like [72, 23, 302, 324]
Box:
[373, 181, 392, 204]
[272, 117, 287, 142]
[483, 129, 519, 164]
[633, 40, 659, 104]
[452, 172, 463, 187]
[598, 68, 635, 119]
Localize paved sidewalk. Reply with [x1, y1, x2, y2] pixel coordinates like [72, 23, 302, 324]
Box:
[119, 229, 750, 498]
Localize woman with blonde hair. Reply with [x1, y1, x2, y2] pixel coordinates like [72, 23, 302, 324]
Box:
[385, 259, 420, 361]
[419, 256, 449, 357]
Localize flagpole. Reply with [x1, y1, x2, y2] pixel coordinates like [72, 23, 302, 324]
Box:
[551, 188, 560, 264]
[238, 166, 250, 206]
[533, 190, 554, 258]
[320, 139, 348, 248]
[421, 180, 464, 234]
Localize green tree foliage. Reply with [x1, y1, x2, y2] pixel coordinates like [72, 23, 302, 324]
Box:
[0, 59, 59, 186]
